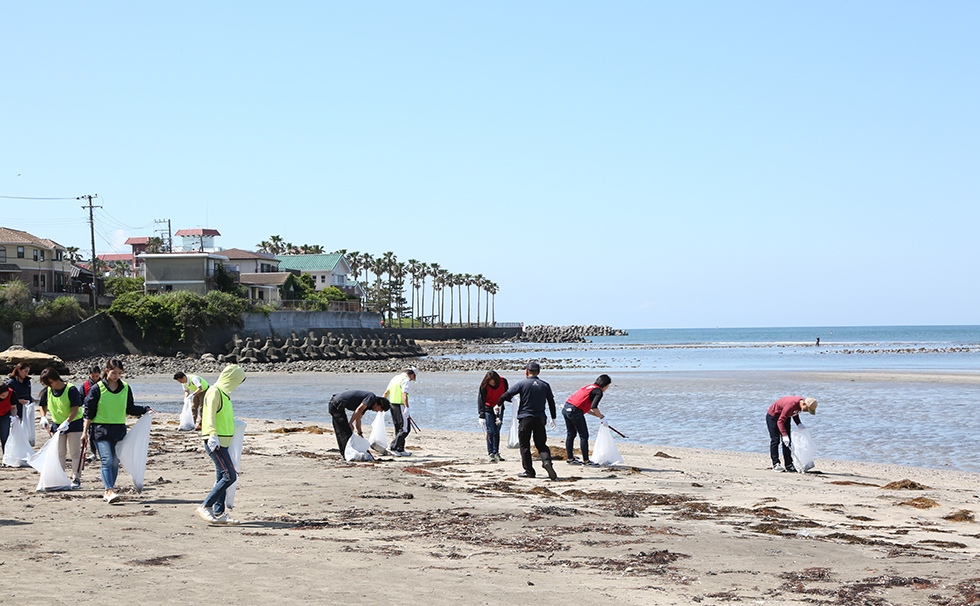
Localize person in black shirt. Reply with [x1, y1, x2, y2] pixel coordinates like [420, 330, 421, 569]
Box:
[328, 390, 390, 458]
[497, 361, 558, 480]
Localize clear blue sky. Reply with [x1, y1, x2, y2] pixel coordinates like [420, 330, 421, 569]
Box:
[3, 2, 977, 329]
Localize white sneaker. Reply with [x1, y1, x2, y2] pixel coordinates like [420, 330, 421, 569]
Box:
[212, 512, 240, 525]
[104, 490, 121, 504]
[71, 479, 81, 489]
[394, 450, 411, 457]
[196, 505, 216, 523]
[773, 463, 786, 472]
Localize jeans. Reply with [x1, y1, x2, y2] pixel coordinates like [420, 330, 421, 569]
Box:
[518, 417, 552, 476]
[0, 413, 9, 452]
[766, 413, 793, 468]
[95, 440, 120, 490]
[389, 404, 411, 452]
[562, 405, 590, 462]
[204, 442, 237, 516]
[483, 411, 501, 455]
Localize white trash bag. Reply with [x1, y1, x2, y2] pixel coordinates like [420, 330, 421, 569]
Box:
[29, 436, 71, 492]
[2, 416, 35, 467]
[117, 412, 154, 492]
[225, 419, 247, 510]
[23, 402, 36, 446]
[506, 396, 520, 449]
[790, 426, 816, 473]
[591, 423, 625, 467]
[178, 394, 195, 431]
[368, 411, 389, 455]
[344, 433, 374, 462]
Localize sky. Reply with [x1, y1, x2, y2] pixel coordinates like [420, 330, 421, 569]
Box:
[2, 2, 978, 329]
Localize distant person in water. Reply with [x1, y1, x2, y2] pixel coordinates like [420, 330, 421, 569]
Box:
[766, 396, 817, 472]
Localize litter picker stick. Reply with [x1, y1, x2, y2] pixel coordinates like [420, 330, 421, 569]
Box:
[608, 424, 629, 439]
[408, 417, 422, 433]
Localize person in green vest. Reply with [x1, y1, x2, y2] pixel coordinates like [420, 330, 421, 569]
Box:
[82, 358, 153, 504]
[383, 368, 416, 456]
[197, 364, 245, 525]
[37, 367, 85, 489]
[173, 371, 210, 430]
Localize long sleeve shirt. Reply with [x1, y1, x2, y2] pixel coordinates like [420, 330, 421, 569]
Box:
[499, 376, 556, 420]
[767, 396, 804, 436]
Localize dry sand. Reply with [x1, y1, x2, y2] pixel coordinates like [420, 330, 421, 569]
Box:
[2, 414, 978, 605]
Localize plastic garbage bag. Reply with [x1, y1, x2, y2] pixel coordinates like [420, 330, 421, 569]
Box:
[506, 396, 520, 449]
[344, 433, 374, 462]
[225, 419, 247, 510]
[117, 412, 154, 492]
[368, 411, 389, 455]
[29, 436, 71, 491]
[2, 416, 35, 467]
[591, 423, 624, 467]
[791, 426, 816, 473]
[23, 402, 36, 446]
[178, 394, 195, 431]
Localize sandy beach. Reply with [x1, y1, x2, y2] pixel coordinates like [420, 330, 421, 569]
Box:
[2, 411, 978, 606]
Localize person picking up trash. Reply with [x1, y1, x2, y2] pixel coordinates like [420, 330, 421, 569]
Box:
[37, 367, 85, 489]
[766, 396, 817, 472]
[496, 361, 558, 481]
[328, 390, 391, 459]
[197, 364, 245, 525]
[174, 371, 209, 430]
[563, 374, 612, 467]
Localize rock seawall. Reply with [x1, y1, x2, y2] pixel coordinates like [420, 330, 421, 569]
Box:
[512, 325, 628, 343]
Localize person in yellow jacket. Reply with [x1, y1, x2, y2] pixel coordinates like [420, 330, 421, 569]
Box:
[383, 368, 416, 456]
[197, 364, 245, 525]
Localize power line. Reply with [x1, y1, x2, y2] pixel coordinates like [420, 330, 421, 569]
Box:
[0, 195, 77, 200]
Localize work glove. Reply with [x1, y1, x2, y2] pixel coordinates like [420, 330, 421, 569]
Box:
[798, 422, 807, 429]
[495, 416, 502, 427]
[207, 435, 219, 451]
[478, 418, 487, 431]
[493, 406, 501, 417]
[781, 436, 791, 448]
[548, 419, 556, 430]
[404, 407, 411, 420]
[58, 422, 71, 434]
[600, 418, 608, 427]
[40, 417, 50, 431]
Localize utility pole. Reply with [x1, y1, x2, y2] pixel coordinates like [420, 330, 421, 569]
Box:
[78, 194, 101, 310]
[154, 218, 173, 252]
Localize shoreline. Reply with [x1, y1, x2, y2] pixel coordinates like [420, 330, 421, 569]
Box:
[2, 413, 978, 605]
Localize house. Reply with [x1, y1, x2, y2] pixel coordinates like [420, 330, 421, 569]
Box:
[220, 249, 290, 302]
[0, 227, 72, 298]
[174, 228, 221, 252]
[124, 236, 151, 268]
[98, 253, 135, 276]
[139, 252, 229, 295]
[275, 253, 363, 298]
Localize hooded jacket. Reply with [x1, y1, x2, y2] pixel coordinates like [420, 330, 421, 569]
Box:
[202, 365, 245, 447]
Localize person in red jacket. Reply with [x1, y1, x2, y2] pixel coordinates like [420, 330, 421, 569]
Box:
[766, 396, 817, 472]
[477, 371, 510, 463]
[563, 374, 611, 466]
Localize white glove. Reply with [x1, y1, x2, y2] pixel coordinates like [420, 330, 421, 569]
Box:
[781, 436, 791, 447]
[798, 422, 807, 429]
[493, 406, 502, 417]
[40, 417, 50, 431]
[478, 418, 487, 431]
[600, 418, 608, 427]
[404, 407, 411, 420]
[548, 419, 556, 430]
[207, 435, 219, 451]
[58, 422, 71, 434]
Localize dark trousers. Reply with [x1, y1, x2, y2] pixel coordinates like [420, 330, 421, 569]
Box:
[766, 413, 793, 467]
[562, 405, 590, 462]
[0, 413, 9, 452]
[204, 443, 237, 516]
[389, 404, 411, 452]
[518, 417, 552, 477]
[483, 411, 501, 455]
[329, 400, 353, 457]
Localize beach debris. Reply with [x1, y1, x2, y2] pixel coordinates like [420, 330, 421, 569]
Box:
[127, 554, 184, 566]
[654, 451, 678, 459]
[270, 426, 325, 434]
[829, 480, 880, 487]
[895, 497, 940, 509]
[881, 479, 932, 490]
[918, 539, 967, 549]
[942, 510, 975, 522]
[356, 491, 414, 500]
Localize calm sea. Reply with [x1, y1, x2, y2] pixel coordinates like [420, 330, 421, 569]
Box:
[134, 326, 980, 473]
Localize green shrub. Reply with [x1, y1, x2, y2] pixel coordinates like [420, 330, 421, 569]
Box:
[105, 276, 145, 296]
[107, 289, 247, 344]
[32, 297, 86, 325]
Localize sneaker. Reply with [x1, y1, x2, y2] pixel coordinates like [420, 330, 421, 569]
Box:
[397, 450, 412, 457]
[566, 458, 583, 465]
[196, 505, 216, 523]
[785, 466, 798, 473]
[517, 472, 535, 479]
[104, 490, 121, 504]
[212, 513, 240, 525]
[496, 455, 505, 461]
[71, 479, 81, 489]
[773, 463, 786, 472]
[582, 460, 599, 467]
[542, 461, 558, 481]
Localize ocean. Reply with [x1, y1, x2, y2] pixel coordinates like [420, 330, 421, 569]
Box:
[134, 325, 980, 473]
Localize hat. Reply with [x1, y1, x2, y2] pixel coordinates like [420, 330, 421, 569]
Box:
[524, 361, 541, 374]
[804, 398, 817, 414]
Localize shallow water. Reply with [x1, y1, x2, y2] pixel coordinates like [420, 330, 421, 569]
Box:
[131, 369, 980, 474]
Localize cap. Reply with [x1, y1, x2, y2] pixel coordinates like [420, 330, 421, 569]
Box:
[524, 361, 541, 374]
[804, 398, 817, 414]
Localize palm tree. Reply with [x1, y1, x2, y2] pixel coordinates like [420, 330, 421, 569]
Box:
[256, 240, 273, 254]
[463, 273, 474, 326]
[448, 272, 455, 326]
[361, 253, 375, 289]
[268, 235, 286, 255]
[65, 246, 82, 263]
[111, 260, 131, 277]
[473, 273, 485, 327]
[418, 262, 428, 326]
[299, 244, 324, 255]
[407, 259, 421, 327]
[371, 255, 387, 315]
[428, 263, 441, 323]
[392, 261, 406, 326]
[346, 251, 362, 290]
[487, 281, 499, 325]
[145, 237, 165, 253]
[381, 252, 397, 324]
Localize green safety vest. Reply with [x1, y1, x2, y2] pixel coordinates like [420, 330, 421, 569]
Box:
[386, 373, 408, 405]
[202, 388, 235, 439]
[92, 380, 130, 425]
[187, 374, 209, 393]
[48, 382, 78, 424]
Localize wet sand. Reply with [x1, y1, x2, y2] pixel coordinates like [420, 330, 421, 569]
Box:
[2, 413, 978, 605]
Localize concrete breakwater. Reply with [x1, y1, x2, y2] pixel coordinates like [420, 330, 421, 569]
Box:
[215, 330, 424, 364]
[512, 324, 628, 343]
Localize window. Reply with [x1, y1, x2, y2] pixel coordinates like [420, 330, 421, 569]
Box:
[39, 250, 44, 262]
[33, 249, 38, 261]
[320, 275, 326, 283]
[56, 250, 63, 261]
[40, 275, 45, 288]
[33, 274, 39, 287]
[19, 246, 26, 258]
[332, 273, 346, 286]
[0, 246, 5, 262]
